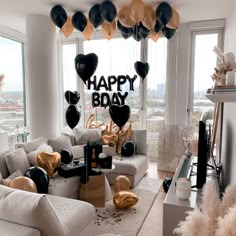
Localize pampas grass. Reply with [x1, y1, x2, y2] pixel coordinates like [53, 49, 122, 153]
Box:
[220, 183, 236, 217]
[174, 208, 209, 236]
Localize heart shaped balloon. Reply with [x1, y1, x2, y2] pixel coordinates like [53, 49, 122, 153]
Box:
[64, 91, 80, 105]
[109, 105, 130, 129]
[134, 61, 150, 80]
[65, 105, 81, 129]
[75, 53, 98, 84]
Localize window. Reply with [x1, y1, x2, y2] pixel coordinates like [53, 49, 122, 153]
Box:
[190, 31, 222, 128]
[147, 37, 168, 162]
[84, 38, 141, 128]
[0, 36, 25, 133]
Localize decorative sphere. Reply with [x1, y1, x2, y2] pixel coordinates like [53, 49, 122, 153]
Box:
[121, 141, 135, 157]
[163, 177, 172, 193]
[59, 149, 73, 164]
[24, 166, 49, 193]
[114, 175, 131, 193]
[8, 176, 37, 193]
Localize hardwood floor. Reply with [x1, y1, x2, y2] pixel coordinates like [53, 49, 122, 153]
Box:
[138, 163, 174, 236]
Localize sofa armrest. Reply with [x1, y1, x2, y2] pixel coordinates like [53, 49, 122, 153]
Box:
[130, 130, 147, 155]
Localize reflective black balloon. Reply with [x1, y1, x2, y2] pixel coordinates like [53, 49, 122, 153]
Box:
[100, 1, 117, 23]
[163, 177, 173, 193]
[109, 104, 130, 129]
[89, 4, 104, 28]
[24, 167, 49, 193]
[134, 61, 150, 80]
[121, 141, 135, 157]
[162, 26, 176, 39]
[131, 25, 143, 42]
[154, 20, 164, 33]
[156, 2, 173, 26]
[50, 5, 67, 28]
[121, 32, 131, 39]
[75, 53, 98, 84]
[72, 12, 87, 32]
[59, 149, 73, 164]
[138, 22, 150, 39]
[66, 105, 81, 129]
[65, 91, 80, 105]
[117, 21, 132, 35]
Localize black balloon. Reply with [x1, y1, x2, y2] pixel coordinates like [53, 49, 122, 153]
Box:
[163, 177, 173, 193]
[66, 105, 81, 129]
[121, 32, 131, 39]
[59, 149, 73, 164]
[134, 61, 150, 80]
[72, 12, 87, 32]
[89, 4, 104, 28]
[154, 20, 164, 33]
[162, 26, 176, 39]
[121, 141, 135, 157]
[65, 91, 80, 105]
[50, 5, 67, 28]
[156, 2, 173, 26]
[109, 104, 130, 129]
[75, 53, 98, 84]
[100, 1, 117, 23]
[131, 25, 143, 42]
[138, 22, 150, 39]
[24, 167, 49, 194]
[117, 21, 132, 35]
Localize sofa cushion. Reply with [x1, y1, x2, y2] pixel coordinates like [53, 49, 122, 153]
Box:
[15, 136, 47, 153]
[71, 145, 85, 159]
[47, 194, 96, 236]
[5, 148, 30, 175]
[74, 128, 101, 145]
[0, 150, 10, 178]
[27, 143, 53, 166]
[0, 184, 63, 236]
[48, 135, 72, 153]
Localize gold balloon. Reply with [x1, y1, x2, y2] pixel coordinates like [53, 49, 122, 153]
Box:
[150, 31, 161, 42]
[37, 152, 61, 177]
[114, 175, 131, 193]
[142, 6, 156, 30]
[61, 16, 74, 38]
[83, 19, 94, 40]
[166, 8, 180, 29]
[101, 134, 118, 147]
[113, 191, 138, 209]
[102, 20, 116, 40]
[118, 6, 136, 28]
[116, 124, 132, 154]
[129, 0, 145, 24]
[8, 176, 37, 193]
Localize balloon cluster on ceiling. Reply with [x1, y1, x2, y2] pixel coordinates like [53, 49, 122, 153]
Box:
[50, 0, 180, 41]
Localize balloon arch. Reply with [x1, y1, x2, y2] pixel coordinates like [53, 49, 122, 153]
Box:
[50, 0, 180, 41]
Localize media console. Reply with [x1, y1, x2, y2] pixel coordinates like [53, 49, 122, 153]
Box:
[163, 155, 218, 236]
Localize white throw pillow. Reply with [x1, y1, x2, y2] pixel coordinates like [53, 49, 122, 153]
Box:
[74, 128, 101, 145]
[48, 135, 72, 152]
[0, 185, 63, 236]
[5, 148, 30, 175]
[27, 143, 53, 166]
[15, 136, 47, 153]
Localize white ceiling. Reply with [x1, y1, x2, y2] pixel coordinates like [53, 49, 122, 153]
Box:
[0, 0, 234, 33]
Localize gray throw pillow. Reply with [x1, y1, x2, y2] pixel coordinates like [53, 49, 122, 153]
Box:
[5, 148, 30, 175]
[74, 128, 101, 145]
[48, 135, 72, 152]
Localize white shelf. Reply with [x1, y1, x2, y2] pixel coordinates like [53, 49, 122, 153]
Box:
[206, 93, 236, 102]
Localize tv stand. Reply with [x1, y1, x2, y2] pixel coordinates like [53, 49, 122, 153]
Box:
[163, 155, 218, 235]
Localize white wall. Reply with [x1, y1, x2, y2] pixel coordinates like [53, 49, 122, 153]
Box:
[220, 1, 236, 187]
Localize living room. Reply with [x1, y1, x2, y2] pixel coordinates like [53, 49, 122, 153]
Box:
[0, 0, 236, 235]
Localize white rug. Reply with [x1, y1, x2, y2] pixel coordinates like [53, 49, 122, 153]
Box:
[95, 177, 162, 236]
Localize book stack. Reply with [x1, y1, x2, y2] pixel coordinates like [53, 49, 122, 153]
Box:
[207, 85, 236, 94]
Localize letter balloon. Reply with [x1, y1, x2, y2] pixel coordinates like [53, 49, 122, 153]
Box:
[50, 5, 67, 28]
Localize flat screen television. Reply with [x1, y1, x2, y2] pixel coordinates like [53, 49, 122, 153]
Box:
[196, 120, 209, 188]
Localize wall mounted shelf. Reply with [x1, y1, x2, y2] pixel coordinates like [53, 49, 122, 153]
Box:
[205, 93, 236, 103]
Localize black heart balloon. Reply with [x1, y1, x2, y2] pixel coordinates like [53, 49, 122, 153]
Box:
[64, 91, 80, 105]
[50, 5, 67, 28]
[134, 61, 150, 80]
[109, 105, 130, 129]
[75, 53, 98, 84]
[162, 27, 176, 39]
[66, 105, 81, 129]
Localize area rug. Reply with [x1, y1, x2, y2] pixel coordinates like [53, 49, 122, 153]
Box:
[95, 177, 162, 236]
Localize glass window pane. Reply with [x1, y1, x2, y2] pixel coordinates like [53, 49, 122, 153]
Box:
[84, 38, 141, 128]
[0, 36, 25, 133]
[192, 34, 217, 128]
[147, 37, 167, 162]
